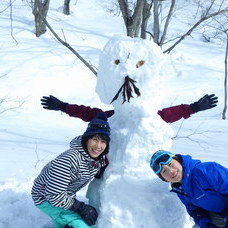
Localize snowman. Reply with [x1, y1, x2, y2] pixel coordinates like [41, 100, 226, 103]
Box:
[87, 35, 185, 228]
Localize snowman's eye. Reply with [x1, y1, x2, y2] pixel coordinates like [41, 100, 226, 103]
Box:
[114, 59, 120, 65]
[136, 60, 145, 68]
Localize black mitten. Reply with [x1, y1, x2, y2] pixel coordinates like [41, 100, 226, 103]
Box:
[190, 94, 218, 113]
[41, 95, 68, 112]
[70, 199, 98, 226]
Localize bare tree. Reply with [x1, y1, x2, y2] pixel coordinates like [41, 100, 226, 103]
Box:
[32, 0, 50, 37]
[1, 0, 18, 44]
[118, 0, 145, 38]
[0, 74, 25, 113]
[164, 5, 228, 53]
[0, 97, 25, 114]
[116, 0, 176, 42]
[140, 1, 152, 39]
[63, 0, 78, 15]
[63, 0, 71, 15]
[154, 0, 176, 46]
[197, 13, 228, 119]
[28, 0, 227, 76]
[38, 13, 97, 76]
[116, 0, 228, 53]
[223, 32, 228, 119]
[172, 119, 223, 151]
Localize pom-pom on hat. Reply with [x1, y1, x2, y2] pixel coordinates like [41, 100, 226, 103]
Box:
[83, 112, 111, 141]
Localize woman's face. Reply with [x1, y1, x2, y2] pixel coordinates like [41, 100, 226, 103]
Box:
[86, 135, 107, 158]
[160, 159, 183, 183]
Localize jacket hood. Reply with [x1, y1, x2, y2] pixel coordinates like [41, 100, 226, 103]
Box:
[70, 135, 82, 148]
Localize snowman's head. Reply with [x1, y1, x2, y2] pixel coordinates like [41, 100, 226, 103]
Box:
[96, 35, 164, 108]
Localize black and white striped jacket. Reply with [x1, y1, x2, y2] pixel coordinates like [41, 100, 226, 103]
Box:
[31, 136, 107, 209]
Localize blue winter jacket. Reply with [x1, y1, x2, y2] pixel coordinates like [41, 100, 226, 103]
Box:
[171, 155, 228, 228]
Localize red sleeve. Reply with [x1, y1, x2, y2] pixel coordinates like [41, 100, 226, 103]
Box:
[65, 104, 114, 122]
[157, 104, 194, 123]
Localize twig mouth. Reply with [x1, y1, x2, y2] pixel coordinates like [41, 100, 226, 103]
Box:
[111, 76, 141, 104]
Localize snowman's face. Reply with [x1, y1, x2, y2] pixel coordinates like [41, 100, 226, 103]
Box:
[96, 36, 164, 105]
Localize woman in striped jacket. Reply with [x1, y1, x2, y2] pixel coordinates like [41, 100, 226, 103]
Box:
[31, 112, 110, 228]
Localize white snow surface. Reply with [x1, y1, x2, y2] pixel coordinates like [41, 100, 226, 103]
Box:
[0, 0, 228, 228]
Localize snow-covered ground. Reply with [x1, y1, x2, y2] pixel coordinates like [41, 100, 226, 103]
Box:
[0, 0, 227, 227]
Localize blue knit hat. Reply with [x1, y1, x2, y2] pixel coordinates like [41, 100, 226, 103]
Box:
[83, 112, 111, 141]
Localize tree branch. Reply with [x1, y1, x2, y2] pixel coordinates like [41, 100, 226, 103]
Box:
[159, 0, 175, 46]
[118, 0, 130, 27]
[37, 11, 97, 76]
[9, 0, 18, 45]
[0, 98, 25, 114]
[172, 120, 221, 150]
[164, 8, 228, 53]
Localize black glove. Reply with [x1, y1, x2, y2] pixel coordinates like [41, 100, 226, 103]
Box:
[190, 94, 218, 113]
[41, 95, 68, 112]
[70, 199, 98, 226]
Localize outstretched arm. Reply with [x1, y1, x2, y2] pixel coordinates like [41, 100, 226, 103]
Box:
[41, 95, 114, 122]
[66, 104, 114, 122]
[41, 94, 218, 123]
[158, 104, 192, 123]
[158, 94, 218, 123]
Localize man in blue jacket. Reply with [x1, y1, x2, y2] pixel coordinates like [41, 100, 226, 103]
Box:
[150, 150, 228, 228]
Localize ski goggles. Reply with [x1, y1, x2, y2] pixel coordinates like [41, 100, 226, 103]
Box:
[150, 151, 174, 174]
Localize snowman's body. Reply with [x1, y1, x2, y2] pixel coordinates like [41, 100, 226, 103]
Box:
[87, 36, 185, 228]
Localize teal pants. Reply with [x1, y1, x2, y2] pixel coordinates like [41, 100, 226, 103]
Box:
[37, 201, 90, 228]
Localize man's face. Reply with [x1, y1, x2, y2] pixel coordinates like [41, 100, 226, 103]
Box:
[160, 159, 183, 183]
[86, 135, 107, 158]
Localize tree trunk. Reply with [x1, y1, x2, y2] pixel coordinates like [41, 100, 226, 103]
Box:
[159, 0, 175, 46]
[140, 1, 152, 39]
[63, 0, 71, 15]
[153, 0, 160, 44]
[33, 0, 50, 37]
[222, 32, 228, 120]
[118, 0, 145, 38]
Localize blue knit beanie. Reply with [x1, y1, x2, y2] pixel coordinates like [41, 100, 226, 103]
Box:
[83, 112, 111, 141]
